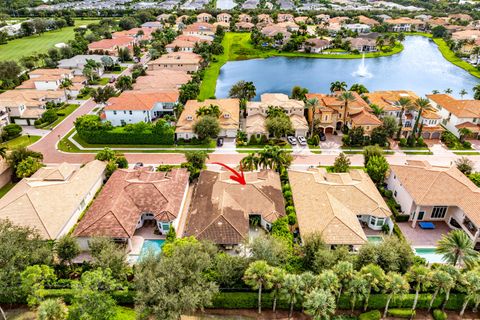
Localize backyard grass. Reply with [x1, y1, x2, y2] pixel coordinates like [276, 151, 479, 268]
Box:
[198, 32, 404, 100]
[432, 37, 480, 79]
[109, 66, 127, 74]
[0, 182, 16, 199]
[4, 307, 135, 320]
[0, 19, 100, 62]
[1, 135, 41, 149]
[45, 104, 79, 129]
[453, 151, 480, 155]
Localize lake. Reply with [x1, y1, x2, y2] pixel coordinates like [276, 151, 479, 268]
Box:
[215, 36, 479, 100]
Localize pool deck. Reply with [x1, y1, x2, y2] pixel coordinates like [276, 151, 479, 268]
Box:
[397, 221, 451, 247]
[130, 225, 165, 255]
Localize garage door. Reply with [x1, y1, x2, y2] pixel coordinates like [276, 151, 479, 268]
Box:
[13, 119, 28, 125]
[422, 132, 430, 139]
[225, 130, 237, 138]
[431, 132, 441, 139]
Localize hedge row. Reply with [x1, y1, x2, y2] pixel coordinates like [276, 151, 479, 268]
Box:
[77, 129, 174, 145]
[38, 290, 469, 311]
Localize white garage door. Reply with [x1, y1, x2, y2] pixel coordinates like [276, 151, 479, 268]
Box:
[225, 130, 237, 138]
[14, 119, 28, 125]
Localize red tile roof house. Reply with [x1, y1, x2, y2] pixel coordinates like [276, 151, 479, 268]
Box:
[103, 91, 179, 126]
[88, 36, 136, 56]
[74, 168, 190, 252]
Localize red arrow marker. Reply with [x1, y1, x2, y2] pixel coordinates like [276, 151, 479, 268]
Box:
[211, 162, 246, 185]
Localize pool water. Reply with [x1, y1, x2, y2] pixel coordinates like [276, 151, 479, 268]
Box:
[414, 247, 444, 264]
[367, 235, 383, 243]
[140, 239, 166, 257]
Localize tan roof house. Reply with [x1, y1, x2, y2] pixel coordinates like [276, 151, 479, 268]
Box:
[18, 68, 75, 91]
[182, 22, 215, 38]
[0, 161, 106, 240]
[385, 17, 425, 32]
[348, 37, 377, 52]
[184, 170, 285, 248]
[132, 69, 191, 92]
[290, 168, 392, 247]
[278, 13, 294, 22]
[197, 13, 213, 23]
[74, 168, 190, 251]
[246, 93, 308, 138]
[239, 14, 252, 23]
[358, 15, 380, 26]
[147, 52, 203, 73]
[387, 161, 480, 246]
[236, 21, 255, 30]
[217, 13, 232, 23]
[176, 99, 240, 139]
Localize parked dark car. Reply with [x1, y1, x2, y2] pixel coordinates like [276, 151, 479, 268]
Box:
[216, 137, 224, 147]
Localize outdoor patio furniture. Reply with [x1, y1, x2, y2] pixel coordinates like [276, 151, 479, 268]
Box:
[419, 222, 435, 229]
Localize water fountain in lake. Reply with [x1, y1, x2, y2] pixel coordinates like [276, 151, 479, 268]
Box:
[353, 53, 372, 77]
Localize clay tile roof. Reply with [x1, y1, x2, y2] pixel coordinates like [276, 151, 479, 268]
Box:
[390, 163, 480, 226]
[456, 122, 480, 132]
[74, 168, 189, 238]
[184, 170, 285, 245]
[104, 91, 179, 111]
[350, 109, 383, 125]
[364, 90, 420, 112]
[29, 68, 72, 76]
[132, 70, 191, 91]
[289, 168, 391, 245]
[426, 94, 480, 118]
[358, 15, 380, 26]
[88, 37, 133, 50]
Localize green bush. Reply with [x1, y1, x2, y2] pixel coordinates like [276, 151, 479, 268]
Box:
[387, 308, 415, 318]
[432, 309, 447, 320]
[358, 310, 381, 320]
[2, 123, 22, 140]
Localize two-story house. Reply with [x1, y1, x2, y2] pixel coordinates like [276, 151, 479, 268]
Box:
[427, 94, 480, 139]
[103, 91, 179, 126]
[197, 13, 213, 23]
[147, 52, 203, 73]
[384, 17, 425, 32]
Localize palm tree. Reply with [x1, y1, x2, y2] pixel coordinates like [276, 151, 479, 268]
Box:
[459, 270, 480, 316]
[345, 274, 369, 314]
[303, 289, 336, 320]
[338, 91, 356, 130]
[300, 272, 317, 312]
[396, 96, 412, 139]
[406, 265, 430, 317]
[240, 153, 259, 171]
[432, 89, 440, 94]
[383, 272, 410, 318]
[305, 97, 319, 136]
[280, 273, 303, 319]
[359, 264, 385, 311]
[436, 230, 479, 267]
[60, 78, 73, 99]
[458, 127, 472, 143]
[257, 146, 293, 171]
[243, 260, 273, 314]
[471, 46, 480, 65]
[0, 146, 7, 159]
[291, 86, 309, 101]
[329, 81, 347, 93]
[269, 266, 286, 313]
[437, 264, 460, 311]
[427, 270, 454, 312]
[459, 89, 468, 98]
[444, 88, 453, 94]
[316, 270, 340, 297]
[370, 104, 384, 117]
[473, 84, 480, 100]
[332, 261, 354, 302]
[412, 98, 431, 141]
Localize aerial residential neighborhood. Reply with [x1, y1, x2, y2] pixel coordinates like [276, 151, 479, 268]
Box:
[1, 1, 480, 319]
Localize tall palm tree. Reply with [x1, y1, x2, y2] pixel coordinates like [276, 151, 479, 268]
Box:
[370, 104, 384, 117]
[383, 272, 410, 318]
[333, 261, 354, 302]
[437, 264, 460, 311]
[427, 270, 454, 312]
[396, 96, 412, 139]
[303, 289, 336, 320]
[345, 273, 369, 314]
[444, 88, 453, 94]
[60, 78, 73, 99]
[359, 264, 385, 311]
[269, 266, 286, 313]
[459, 89, 468, 98]
[240, 153, 259, 171]
[338, 91, 356, 130]
[305, 97, 319, 136]
[473, 84, 480, 100]
[459, 127, 472, 143]
[412, 98, 431, 140]
[436, 230, 479, 267]
[459, 270, 480, 316]
[280, 273, 303, 319]
[243, 260, 273, 314]
[329, 81, 347, 93]
[316, 270, 340, 297]
[406, 265, 430, 317]
[432, 89, 440, 94]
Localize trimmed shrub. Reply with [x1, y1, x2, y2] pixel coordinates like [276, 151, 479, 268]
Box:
[387, 308, 415, 318]
[358, 310, 381, 320]
[432, 309, 447, 320]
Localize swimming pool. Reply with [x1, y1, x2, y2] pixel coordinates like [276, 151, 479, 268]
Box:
[140, 239, 166, 257]
[414, 247, 444, 264]
[367, 235, 383, 243]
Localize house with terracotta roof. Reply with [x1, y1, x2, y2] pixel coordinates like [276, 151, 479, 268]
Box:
[387, 161, 480, 247]
[166, 35, 210, 53]
[348, 37, 377, 52]
[112, 27, 156, 41]
[305, 91, 372, 134]
[358, 15, 380, 27]
[385, 17, 425, 32]
[303, 38, 331, 53]
[277, 13, 295, 22]
[88, 36, 136, 56]
[0, 161, 106, 240]
[17, 68, 74, 91]
[74, 168, 190, 251]
[217, 13, 231, 23]
[236, 21, 255, 31]
[132, 69, 191, 92]
[239, 14, 252, 23]
[257, 14, 274, 27]
[0, 90, 65, 125]
[427, 94, 480, 139]
[182, 22, 215, 38]
[289, 168, 393, 247]
[184, 169, 285, 249]
[147, 52, 203, 73]
[176, 99, 240, 139]
[104, 91, 179, 126]
[197, 12, 213, 23]
[246, 93, 308, 139]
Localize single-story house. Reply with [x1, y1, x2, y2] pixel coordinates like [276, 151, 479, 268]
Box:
[0, 161, 106, 240]
[58, 55, 119, 76]
[304, 38, 331, 53]
[88, 36, 136, 56]
[348, 37, 377, 52]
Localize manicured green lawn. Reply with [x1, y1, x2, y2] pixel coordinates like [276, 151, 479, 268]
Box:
[432, 38, 480, 79]
[0, 182, 16, 199]
[198, 32, 404, 100]
[45, 104, 79, 129]
[0, 19, 100, 61]
[109, 66, 127, 74]
[1, 135, 41, 149]
[4, 307, 135, 320]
